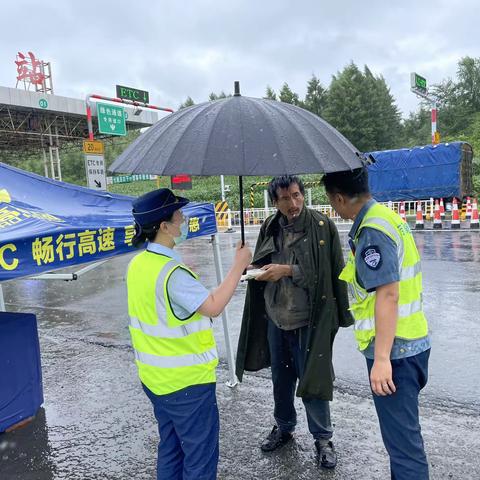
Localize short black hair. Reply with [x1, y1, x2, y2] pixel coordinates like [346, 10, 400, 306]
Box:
[268, 175, 305, 202]
[131, 211, 175, 248]
[321, 167, 370, 197]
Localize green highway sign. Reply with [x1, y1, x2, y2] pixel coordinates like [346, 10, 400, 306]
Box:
[39, 98, 48, 108]
[116, 85, 149, 104]
[112, 175, 133, 184]
[111, 174, 155, 184]
[97, 102, 126, 136]
[411, 72, 427, 94]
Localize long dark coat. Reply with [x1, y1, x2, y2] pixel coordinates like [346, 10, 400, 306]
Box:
[235, 207, 353, 400]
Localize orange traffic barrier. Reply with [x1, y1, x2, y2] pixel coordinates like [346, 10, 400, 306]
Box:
[451, 198, 460, 229]
[439, 198, 445, 218]
[415, 202, 424, 229]
[471, 198, 479, 229]
[433, 199, 442, 229]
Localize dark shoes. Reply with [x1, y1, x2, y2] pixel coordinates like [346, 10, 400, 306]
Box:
[261, 427, 337, 469]
[260, 425, 293, 452]
[315, 440, 337, 469]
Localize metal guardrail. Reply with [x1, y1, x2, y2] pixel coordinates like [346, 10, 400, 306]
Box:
[218, 201, 435, 229]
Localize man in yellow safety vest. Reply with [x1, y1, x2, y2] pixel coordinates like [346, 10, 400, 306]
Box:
[322, 167, 431, 480]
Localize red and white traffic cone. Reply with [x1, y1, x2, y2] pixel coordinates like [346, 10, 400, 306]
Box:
[471, 198, 479, 229]
[451, 198, 460, 229]
[433, 199, 442, 229]
[415, 202, 424, 230]
[466, 196, 472, 219]
[439, 198, 445, 219]
[399, 201, 407, 222]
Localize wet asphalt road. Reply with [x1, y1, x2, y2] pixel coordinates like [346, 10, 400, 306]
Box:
[0, 227, 479, 479]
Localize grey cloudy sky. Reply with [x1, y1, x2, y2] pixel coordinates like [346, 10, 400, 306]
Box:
[1, 0, 478, 117]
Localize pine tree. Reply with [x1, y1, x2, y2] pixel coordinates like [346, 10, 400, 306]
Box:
[304, 74, 327, 117]
[278, 83, 300, 105]
[179, 97, 195, 109]
[208, 91, 229, 101]
[323, 63, 374, 151]
[363, 66, 402, 149]
[264, 85, 277, 100]
[323, 63, 401, 151]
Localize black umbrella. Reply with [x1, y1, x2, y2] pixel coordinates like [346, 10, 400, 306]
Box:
[110, 82, 365, 242]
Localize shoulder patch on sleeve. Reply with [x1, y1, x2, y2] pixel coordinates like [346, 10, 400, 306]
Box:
[361, 245, 382, 270]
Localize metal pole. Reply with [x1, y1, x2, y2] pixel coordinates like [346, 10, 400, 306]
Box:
[86, 101, 94, 140]
[211, 235, 238, 388]
[431, 102, 437, 145]
[49, 146, 55, 179]
[55, 146, 62, 182]
[264, 189, 269, 215]
[307, 188, 312, 207]
[220, 175, 226, 202]
[42, 147, 48, 178]
[0, 284, 5, 312]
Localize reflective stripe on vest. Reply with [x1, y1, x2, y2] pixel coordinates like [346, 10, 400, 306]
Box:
[129, 315, 213, 338]
[340, 203, 428, 350]
[354, 298, 423, 332]
[127, 250, 218, 394]
[134, 346, 218, 368]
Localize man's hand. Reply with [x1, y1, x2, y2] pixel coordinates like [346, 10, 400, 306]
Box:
[370, 358, 396, 396]
[371, 282, 398, 396]
[255, 264, 292, 282]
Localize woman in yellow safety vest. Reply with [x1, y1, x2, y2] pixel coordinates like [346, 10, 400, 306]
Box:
[127, 188, 251, 480]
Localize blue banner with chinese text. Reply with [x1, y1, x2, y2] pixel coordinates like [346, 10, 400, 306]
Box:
[0, 162, 217, 282]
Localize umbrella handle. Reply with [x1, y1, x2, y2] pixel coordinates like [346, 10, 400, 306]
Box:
[239, 176, 245, 246]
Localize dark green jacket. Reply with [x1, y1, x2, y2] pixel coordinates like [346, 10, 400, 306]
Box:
[235, 207, 353, 400]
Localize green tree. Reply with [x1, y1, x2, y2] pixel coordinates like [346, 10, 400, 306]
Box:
[303, 74, 327, 117]
[179, 96, 195, 109]
[323, 63, 402, 151]
[456, 57, 480, 112]
[323, 63, 375, 151]
[264, 85, 277, 100]
[208, 91, 229, 101]
[400, 109, 432, 147]
[428, 57, 480, 138]
[278, 82, 300, 105]
[363, 67, 402, 149]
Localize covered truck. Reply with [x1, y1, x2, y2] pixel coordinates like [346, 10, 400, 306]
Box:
[367, 142, 473, 201]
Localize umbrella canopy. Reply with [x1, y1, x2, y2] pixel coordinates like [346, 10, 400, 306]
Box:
[109, 83, 366, 244]
[109, 94, 364, 176]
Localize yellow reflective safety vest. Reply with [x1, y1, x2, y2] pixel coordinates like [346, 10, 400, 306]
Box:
[127, 250, 218, 395]
[339, 202, 428, 351]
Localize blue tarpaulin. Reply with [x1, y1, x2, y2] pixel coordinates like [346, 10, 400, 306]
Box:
[0, 162, 217, 282]
[367, 142, 465, 201]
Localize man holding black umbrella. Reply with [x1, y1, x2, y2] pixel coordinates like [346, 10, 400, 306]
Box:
[236, 175, 353, 469]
